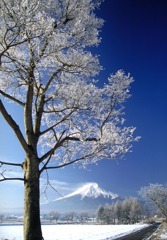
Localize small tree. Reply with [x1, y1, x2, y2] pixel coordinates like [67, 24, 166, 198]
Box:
[103, 203, 113, 224]
[121, 199, 132, 224]
[64, 211, 76, 223]
[0, 0, 138, 239]
[49, 211, 60, 222]
[0, 214, 4, 223]
[80, 212, 89, 224]
[96, 205, 105, 224]
[139, 183, 167, 221]
[114, 201, 122, 224]
[129, 198, 143, 223]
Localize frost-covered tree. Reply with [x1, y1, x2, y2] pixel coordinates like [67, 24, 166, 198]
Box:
[0, 0, 138, 239]
[119, 198, 143, 224]
[96, 198, 143, 224]
[113, 201, 122, 223]
[139, 183, 167, 221]
[96, 205, 105, 224]
[97, 204, 114, 224]
[121, 198, 132, 223]
[129, 198, 143, 223]
[103, 203, 113, 224]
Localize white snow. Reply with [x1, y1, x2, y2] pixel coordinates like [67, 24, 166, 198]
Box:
[0, 224, 149, 240]
[160, 230, 167, 239]
[55, 182, 118, 200]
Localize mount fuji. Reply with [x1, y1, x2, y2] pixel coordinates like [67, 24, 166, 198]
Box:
[41, 182, 119, 213]
[56, 182, 118, 200]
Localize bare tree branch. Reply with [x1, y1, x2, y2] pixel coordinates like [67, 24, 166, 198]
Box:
[64, 136, 99, 142]
[0, 177, 24, 182]
[40, 166, 63, 200]
[39, 130, 67, 165]
[0, 99, 30, 153]
[42, 152, 96, 171]
[0, 160, 22, 167]
[34, 93, 45, 135]
[0, 169, 24, 182]
[44, 68, 62, 92]
[0, 90, 25, 106]
[39, 132, 100, 170]
[39, 109, 75, 137]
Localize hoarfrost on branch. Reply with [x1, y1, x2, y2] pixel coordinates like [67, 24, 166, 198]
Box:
[0, 0, 139, 173]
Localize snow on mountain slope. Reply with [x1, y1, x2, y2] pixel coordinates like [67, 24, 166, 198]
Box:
[55, 182, 118, 200]
[41, 182, 119, 213]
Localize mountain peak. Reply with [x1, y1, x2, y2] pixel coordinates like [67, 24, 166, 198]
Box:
[55, 182, 118, 201]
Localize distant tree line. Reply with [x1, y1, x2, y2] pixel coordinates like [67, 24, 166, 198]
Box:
[96, 198, 143, 224]
[46, 211, 93, 224]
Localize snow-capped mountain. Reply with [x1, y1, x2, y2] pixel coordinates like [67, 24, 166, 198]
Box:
[55, 182, 118, 200]
[41, 182, 119, 213]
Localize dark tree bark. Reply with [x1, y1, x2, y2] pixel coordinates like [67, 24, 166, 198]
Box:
[23, 156, 43, 240]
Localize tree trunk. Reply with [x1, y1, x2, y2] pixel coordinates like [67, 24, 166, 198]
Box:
[23, 156, 43, 240]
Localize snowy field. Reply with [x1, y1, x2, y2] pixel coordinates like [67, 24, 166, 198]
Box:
[0, 224, 149, 240]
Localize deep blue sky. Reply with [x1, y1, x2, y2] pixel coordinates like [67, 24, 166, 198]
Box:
[0, 0, 167, 212]
[94, 0, 167, 195]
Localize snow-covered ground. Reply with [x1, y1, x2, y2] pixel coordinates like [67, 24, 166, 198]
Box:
[161, 232, 167, 239]
[0, 224, 149, 240]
